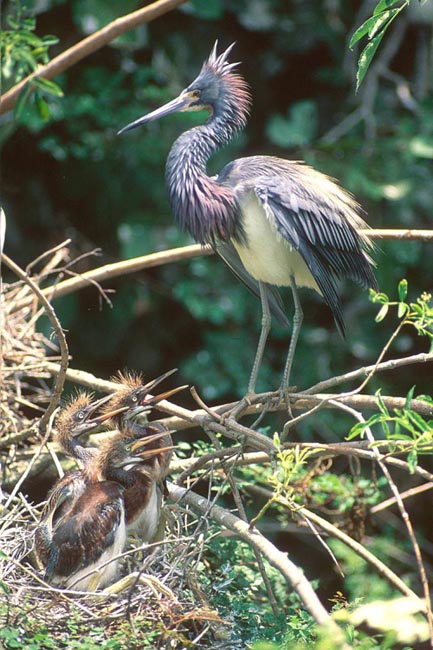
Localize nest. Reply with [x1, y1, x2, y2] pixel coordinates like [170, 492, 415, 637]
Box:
[0, 245, 240, 648]
[0, 491, 237, 648]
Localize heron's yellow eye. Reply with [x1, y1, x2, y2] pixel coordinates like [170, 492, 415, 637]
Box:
[130, 395, 138, 404]
[76, 411, 85, 421]
[124, 444, 131, 453]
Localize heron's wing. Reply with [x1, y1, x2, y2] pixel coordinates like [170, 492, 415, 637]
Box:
[45, 482, 124, 582]
[247, 162, 378, 336]
[214, 240, 289, 328]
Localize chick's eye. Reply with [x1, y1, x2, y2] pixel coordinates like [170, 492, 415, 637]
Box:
[130, 395, 138, 404]
[124, 445, 131, 453]
[76, 411, 85, 421]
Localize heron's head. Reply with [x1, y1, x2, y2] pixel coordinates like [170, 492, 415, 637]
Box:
[55, 392, 123, 440]
[118, 42, 251, 136]
[101, 424, 175, 474]
[102, 368, 185, 425]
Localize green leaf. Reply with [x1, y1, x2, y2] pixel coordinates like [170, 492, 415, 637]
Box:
[406, 409, 428, 432]
[370, 291, 389, 304]
[376, 391, 390, 417]
[266, 101, 318, 148]
[41, 35, 59, 46]
[349, 15, 383, 49]
[35, 93, 51, 121]
[398, 302, 408, 318]
[14, 83, 31, 119]
[356, 30, 387, 91]
[375, 304, 389, 322]
[404, 385, 415, 409]
[398, 278, 408, 301]
[369, 10, 399, 40]
[32, 76, 64, 97]
[407, 448, 418, 473]
[373, 0, 400, 14]
[408, 135, 433, 158]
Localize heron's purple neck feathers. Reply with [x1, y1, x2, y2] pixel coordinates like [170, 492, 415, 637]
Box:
[166, 120, 242, 245]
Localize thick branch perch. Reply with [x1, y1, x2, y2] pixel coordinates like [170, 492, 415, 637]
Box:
[5, 229, 433, 314]
[0, 0, 188, 115]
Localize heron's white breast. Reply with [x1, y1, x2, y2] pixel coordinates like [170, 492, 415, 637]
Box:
[232, 193, 319, 291]
[128, 482, 160, 542]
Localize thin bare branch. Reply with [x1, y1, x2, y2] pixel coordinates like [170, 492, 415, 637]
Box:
[371, 482, 433, 514]
[331, 400, 433, 639]
[5, 229, 433, 314]
[2, 254, 69, 431]
[6, 245, 211, 314]
[248, 484, 419, 601]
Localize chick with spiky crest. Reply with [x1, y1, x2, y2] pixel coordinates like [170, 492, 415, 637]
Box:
[118, 42, 378, 398]
[105, 368, 185, 422]
[101, 369, 185, 483]
[54, 391, 115, 465]
[35, 397, 127, 573]
[37, 431, 169, 591]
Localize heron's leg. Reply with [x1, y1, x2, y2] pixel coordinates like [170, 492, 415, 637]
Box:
[281, 275, 303, 392]
[247, 281, 272, 395]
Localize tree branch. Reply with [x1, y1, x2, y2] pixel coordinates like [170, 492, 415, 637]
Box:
[0, 0, 188, 115]
[168, 482, 343, 633]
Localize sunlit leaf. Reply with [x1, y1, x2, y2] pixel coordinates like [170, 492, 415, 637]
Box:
[398, 278, 408, 301]
[349, 15, 383, 49]
[406, 448, 418, 473]
[355, 30, 386, 91]
[375, 304, 389, 322]
[404, 385, 415, 409]
[409, 135, 433, 158]
[374, 0, 401, 14]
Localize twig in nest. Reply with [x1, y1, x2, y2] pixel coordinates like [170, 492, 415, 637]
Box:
[2, 253, 69, 431]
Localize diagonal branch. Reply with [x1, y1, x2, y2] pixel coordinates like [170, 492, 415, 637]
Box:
[168, 482, 342, 634]
[0, 0, 188, 115]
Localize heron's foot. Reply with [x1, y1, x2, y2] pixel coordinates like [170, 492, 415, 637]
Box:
[103, 571, 175, 599]
[220, 392, 256, 424]
[278, 384, 297, 420]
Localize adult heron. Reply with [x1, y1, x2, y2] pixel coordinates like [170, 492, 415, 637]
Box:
[118, 42, 377, 397]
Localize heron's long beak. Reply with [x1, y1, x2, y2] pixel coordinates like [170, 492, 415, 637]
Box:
[129, 428, 174, 453]
[73, 404, 129, 437]
[140, 384, 187, 407]
[117, 93, 191, 135]
[142, 368, 178, 393]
